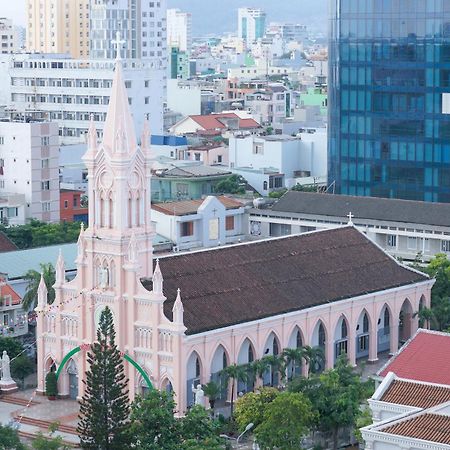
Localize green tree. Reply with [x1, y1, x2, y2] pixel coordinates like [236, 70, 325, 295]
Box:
[289, 357, 372, 450]
[414, 296, 450, 331]
[202, 381, 220, 410]
[0, 424, 27, 450]
[281, 347, 307, 381]
[215, 175, 246, 195]
[424, 253, 450, 300]
[11, 355, 35, 388]
[45, 372, 58, 398]
[302, 345, 325, 374]
[129, 390, 180, 450]
[250, 358, 271, 386]
[22, 263, 56, 311]
[77, 307, 130, 449]
[234, 387, 279, 432]
[0, 337, 24, 360]
[219, 364, 249, 417]
[255, 392, 314, 450]
[180, 405, 222, 449]
[32, 430, 69, 450]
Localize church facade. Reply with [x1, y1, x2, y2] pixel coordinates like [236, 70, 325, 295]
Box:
[36, 58, 434, 413]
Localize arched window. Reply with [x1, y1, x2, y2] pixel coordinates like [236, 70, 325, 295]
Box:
[341, 319, 348, 338]
[296, 330, 302, 348]
[222, 351, 228, 368]
[273, 337, 279, 355]
[363, 313, 369, 333]
[263, 181, 268, 190]
[384, 308, 390, 328]
[195, 357, 200, 378]
[318, 323, 326, 347]
[248, 345, 254, 363]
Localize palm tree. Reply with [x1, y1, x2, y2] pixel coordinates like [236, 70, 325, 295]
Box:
[202, 380, 220, 410]
[22, 263, 56, 310]
[264, 355, 283, 386]
[219, 363, 249, 417]
[303, 345, 325, 375]
[251, 358, 272, 387]
[414, 297, 450, 331]
[282, 347, 306, 381]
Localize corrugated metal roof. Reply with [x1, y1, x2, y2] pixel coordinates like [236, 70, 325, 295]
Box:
[0, 234, 171, 279]
[0, 243, 78, 279]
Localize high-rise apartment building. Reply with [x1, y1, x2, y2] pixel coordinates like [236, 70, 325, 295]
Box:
[26, 0, 90, 59]
[90, 0, 167, 64]
[0, 18, 19, 54]
[167, 8, 192, 52]
[329, 0, 450, 202]
[238, 8, 266, 46]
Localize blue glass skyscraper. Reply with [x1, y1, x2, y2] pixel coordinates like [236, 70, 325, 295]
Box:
[329, 0, 450, 202]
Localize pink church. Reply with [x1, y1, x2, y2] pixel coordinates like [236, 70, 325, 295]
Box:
[36, 58, 434, 413]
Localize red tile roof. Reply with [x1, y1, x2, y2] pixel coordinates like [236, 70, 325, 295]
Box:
[152, 196, 243, 216]
[379, 330, 450, 385]
[190, 113, 260, 131]
[0, 282, 21, 306]
[381, 379, 450, 409]
[381, 413, 450, 445]
[0, 232, 17, 253]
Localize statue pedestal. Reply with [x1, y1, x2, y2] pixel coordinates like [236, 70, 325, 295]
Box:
[0, 379, 18, 394]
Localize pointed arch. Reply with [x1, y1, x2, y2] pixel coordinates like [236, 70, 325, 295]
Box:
[237, 338, 256, 394]
[399, 298, 414, 344]
[377, 303, 392, 353]
[311, 318, 327, 348]
[418, 295, 427, 328]
[160, 376, 174, 394]
[262, 330, 281, 357]
[210, 344, 229, 403]
[334, 314, 350, 362]
[287, 325, 305, 349]
[356, 309, 371, 359]
[186, 350, 202, 407]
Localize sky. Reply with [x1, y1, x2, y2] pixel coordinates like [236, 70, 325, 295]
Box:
[3, 0, 328, 34]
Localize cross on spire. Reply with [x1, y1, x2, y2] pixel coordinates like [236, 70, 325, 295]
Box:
[112, 31, 126, 60]
[347, 212, 354, 225]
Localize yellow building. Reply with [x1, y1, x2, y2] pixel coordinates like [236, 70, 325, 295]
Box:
[26, 0, 90, 59]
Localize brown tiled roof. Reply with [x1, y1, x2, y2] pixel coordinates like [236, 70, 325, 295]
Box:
[152, 196, 243, 216]
[381, 413, 450, 445]
[0, 282, 21, 305]
[381, 380, 450, 409]
[142, 227, 428, 335]
[0, 232, 17, 253]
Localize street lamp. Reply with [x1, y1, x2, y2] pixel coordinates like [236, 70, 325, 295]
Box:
[220, 422, 254, 448]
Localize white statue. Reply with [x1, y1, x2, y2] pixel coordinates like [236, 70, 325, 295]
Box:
[1, 350, 12, 382]
[192, 383, 205, 407]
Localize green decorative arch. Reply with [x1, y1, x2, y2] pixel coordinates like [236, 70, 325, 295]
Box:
[55, 346, 153, 389]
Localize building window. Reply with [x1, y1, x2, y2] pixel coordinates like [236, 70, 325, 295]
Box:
[41, 159, 49, 169]
[41, 136, 50, 146]
[176, 183, 189, 197]
[217, 155, 222, 163]
[73, 196, 78, 207]
[226, 216, 235, 231]
[442, 240, 450, 252]
[41, 180, 50, 190]
[407, 237, 417, 250]
[194, 153, 201, 161]
[0, 137, 4, 145]
[253, 143, 264, 154]
[64, 200, 68, 209]
[387, 235, 397, 247]
[180, 221, 193, 237]
[42, 202, 51, 212]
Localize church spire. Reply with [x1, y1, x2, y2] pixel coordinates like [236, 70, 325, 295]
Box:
[172, 288, 184, 325]
[55, 249, 65, 286]
[36, 273, 48, 310]
[141, 115, 150, 151]
[152, 259, 163, 294]
[102, 36, 137, 156]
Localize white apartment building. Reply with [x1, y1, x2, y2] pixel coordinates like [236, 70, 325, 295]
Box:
[90, 0, 167, 64]
[0, 120, 60, 223]
[2, 53, 165, 145]
[238, 8, 266, 46]
[0, 18, 19, 54]
[229, 132, 327, 194]
[0, 193, 26, 226]
[249, 190, 450, 262]
[167, 9, 192, 52]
